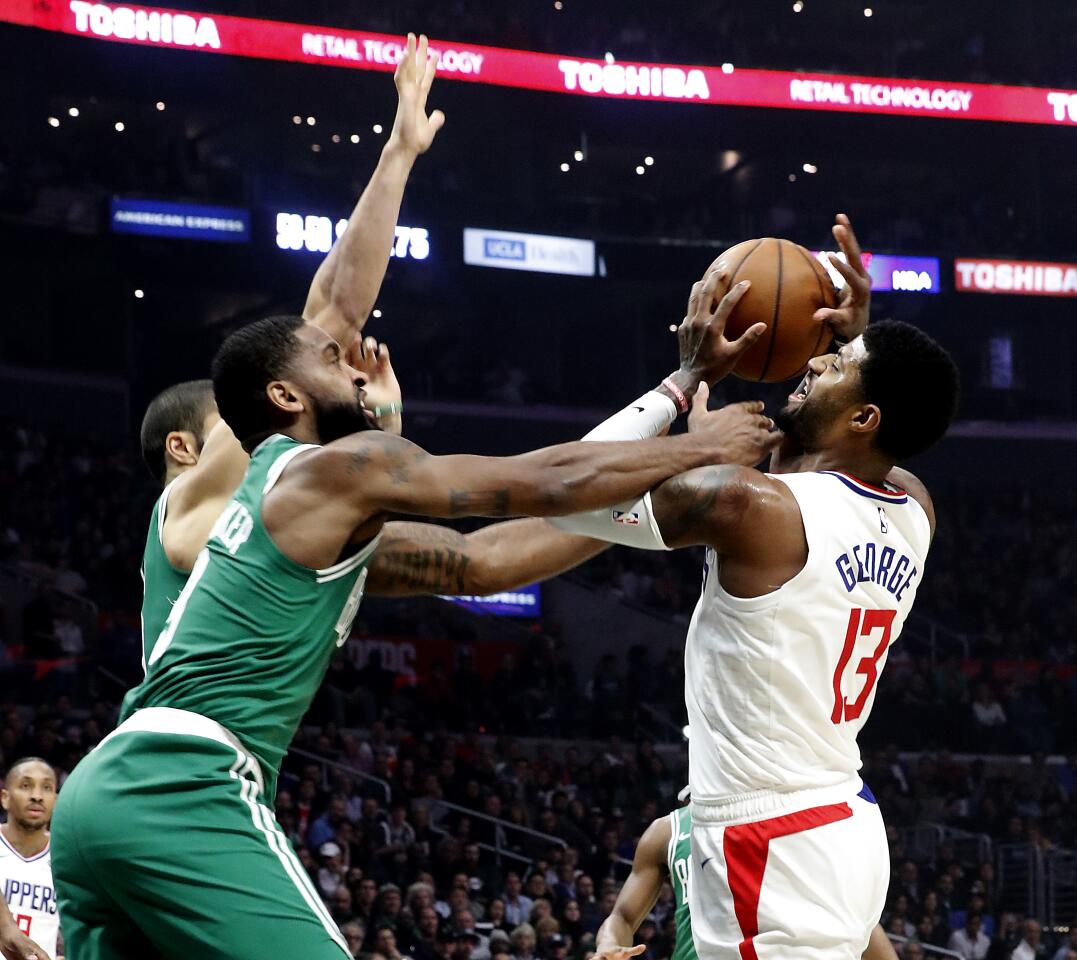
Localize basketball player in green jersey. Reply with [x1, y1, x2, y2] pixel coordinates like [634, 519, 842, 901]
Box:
[596, 804, 898, 960]
[51, 284, 777, 959]
[134, 32, 442, 661]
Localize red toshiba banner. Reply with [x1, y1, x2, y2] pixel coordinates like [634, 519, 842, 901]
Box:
[5, 0, 1077, 127]
[954, 259, 1077, 297]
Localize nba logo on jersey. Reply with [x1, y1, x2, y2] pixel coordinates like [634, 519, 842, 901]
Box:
[877, 507, 888, 533]
[613, 509, 640, 525]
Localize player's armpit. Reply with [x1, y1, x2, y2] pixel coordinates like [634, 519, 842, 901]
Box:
[366, 519, 607, 597]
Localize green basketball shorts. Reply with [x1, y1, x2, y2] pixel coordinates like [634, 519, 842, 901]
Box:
[51, 707, 349, 960]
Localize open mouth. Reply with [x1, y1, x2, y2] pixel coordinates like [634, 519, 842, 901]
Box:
[788, 372, 814, 403]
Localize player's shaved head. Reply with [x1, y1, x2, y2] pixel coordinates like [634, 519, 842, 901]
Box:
[4, 757, 55, 788]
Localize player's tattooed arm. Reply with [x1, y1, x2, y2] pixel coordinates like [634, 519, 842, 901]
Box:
[303, 33, 444, 345]
[366, 519, 608, 597]
[322, 425, 751, 524]
[595, 816, 670, 960]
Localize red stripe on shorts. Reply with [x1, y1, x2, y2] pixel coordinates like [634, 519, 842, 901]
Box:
[722, 801, 854, 960]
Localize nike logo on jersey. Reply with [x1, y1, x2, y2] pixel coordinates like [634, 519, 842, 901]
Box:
[632, 406, 645, 413]
[700, 857, 713, 870]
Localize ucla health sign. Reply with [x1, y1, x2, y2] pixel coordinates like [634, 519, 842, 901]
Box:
[111, 197, 250, 242]
[439, 585, 541, 618]
[813, 250, 940, 293]
[464, 228, 595, 276]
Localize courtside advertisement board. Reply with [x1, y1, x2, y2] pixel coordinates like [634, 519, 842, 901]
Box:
[954, 259, 1077, 297]
[4, 2, 1077, 126]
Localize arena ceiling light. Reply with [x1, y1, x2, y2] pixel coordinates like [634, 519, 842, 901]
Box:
[47, 116, 60, 127]
[372, 309, 382, 318]
[559, 162, 570, 172]
[802, 162, 818, 173]
[350, 133, 360, 143]
[372, 123, 383, 134]
[292, 115, 301, 124]
[793, 1, 803, 10]
[573, 149, 584, 161]
[155, 100, 166, 110]
[635, 164, 645, 174]
[68, 106, 79, 117]
[114, 121, 125, 131]
[305, 115, 315, 125]
[644, 155, 654, 166]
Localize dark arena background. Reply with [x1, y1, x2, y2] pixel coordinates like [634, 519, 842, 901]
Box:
[0, 2, 1076, 959]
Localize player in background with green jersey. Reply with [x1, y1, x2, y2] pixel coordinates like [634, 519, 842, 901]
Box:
[134, 32, 441, 660]
[596, 804, 898, 960]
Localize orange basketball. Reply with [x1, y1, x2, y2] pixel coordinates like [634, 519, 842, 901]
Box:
[712, 237, 837, 383]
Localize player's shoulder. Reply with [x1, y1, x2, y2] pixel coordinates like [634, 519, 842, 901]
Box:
[887, 466, 936, 538]
[635, 813, 673, 867]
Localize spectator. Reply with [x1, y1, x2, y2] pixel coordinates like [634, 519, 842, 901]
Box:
[332, 886, 358, 925]
[310, 795, 350, 850]
[318, 842, 346, 898]
[376, 924, 406, 960]
[949, 913, 991, 960]
[1011, 920, 1046, 960]
[341, 920, 366, 959]
[901, 944, 925, 960]
[510, 923, 537, 960]
[486, 898, 508, 932]
[502, 873, 534, 927]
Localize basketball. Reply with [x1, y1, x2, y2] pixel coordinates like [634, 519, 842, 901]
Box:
[712, 237, 837, 383]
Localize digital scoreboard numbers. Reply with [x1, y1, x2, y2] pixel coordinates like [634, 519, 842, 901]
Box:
[275, 212, 429, 260]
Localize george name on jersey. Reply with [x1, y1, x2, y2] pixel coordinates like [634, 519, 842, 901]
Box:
[834, 542, 917, 601]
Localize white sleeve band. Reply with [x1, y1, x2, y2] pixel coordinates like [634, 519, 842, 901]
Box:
[580, 391, 678, 442]
[546, 390, 676, 550]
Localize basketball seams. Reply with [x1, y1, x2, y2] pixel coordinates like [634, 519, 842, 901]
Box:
[727, 238, 772, 384]
[758, 240, 784, 381]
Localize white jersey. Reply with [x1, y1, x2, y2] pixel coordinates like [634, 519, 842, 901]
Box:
[686, 470, 931, 804]
[0, 829, 59, 958]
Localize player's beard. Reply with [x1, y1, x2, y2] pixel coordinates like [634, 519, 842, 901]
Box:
[774, 391, 841, 452]
[310, 390, 380, 443]
[13, 814, 47, 833]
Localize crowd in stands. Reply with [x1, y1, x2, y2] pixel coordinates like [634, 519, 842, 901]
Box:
[3, 690, 1077, 960]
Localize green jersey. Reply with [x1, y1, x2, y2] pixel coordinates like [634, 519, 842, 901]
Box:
[120, 434, 378, 797]
[137, 479, 191, 671]
[667, 806, 697, 960]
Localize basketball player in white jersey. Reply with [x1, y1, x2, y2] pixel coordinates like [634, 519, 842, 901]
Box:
[0, 760, 59, 960]
[550, 215, 960, 960]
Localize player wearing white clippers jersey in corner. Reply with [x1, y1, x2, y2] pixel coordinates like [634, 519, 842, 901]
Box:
[0, 760, 59, 960]
[550, 215, 959, 960]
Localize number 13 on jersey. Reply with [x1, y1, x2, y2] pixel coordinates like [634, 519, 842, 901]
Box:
[831, 607, 896, 724]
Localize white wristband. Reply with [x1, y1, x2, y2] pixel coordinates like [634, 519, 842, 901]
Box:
[581, 391, 678, 442]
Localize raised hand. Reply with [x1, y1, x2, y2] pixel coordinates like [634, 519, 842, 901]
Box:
[687, 385, 779, 466]
[390, 33, 446, 157]
[677, 269, 767, 387]
[813, 212, 871, 341]
[348, 334, 403, 435]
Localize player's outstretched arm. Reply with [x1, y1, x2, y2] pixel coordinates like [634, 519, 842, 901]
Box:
[595, 817, 671, 960]
[366, 519, 607, 597]
[319, 425, 773, 523]
[303, 33, 444, 345]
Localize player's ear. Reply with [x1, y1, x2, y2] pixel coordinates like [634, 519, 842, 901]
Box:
[165, 430, 200, 468]
[850, 403, 881, 436]
[266, 379, 304, 415]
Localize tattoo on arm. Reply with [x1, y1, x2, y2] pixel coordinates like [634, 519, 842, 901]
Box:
[654, 468, 744, 545]
[447, 490, 511, 518]
[374, 545, 473, 593]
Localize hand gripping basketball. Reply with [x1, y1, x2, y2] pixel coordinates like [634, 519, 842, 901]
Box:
[676, 270, 768, 387]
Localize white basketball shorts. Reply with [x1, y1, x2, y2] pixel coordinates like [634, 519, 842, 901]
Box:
[688, 780, 888, 960]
